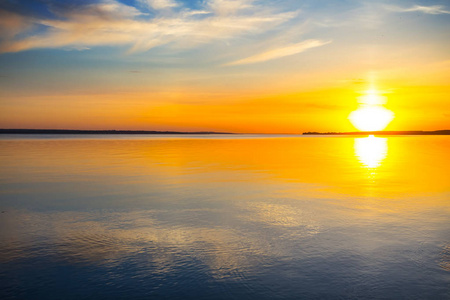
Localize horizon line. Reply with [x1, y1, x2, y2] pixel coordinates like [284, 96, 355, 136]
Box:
[1, 129, 449, 135]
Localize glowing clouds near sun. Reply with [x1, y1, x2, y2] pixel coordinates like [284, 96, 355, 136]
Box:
[349, 90, 394, 131]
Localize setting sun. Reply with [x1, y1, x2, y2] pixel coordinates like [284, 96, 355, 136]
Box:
[349, 89, 394, 131]
[349, 105, 395, 131]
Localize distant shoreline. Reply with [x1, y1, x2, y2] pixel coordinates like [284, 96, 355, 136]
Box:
[0, 129, 231, 135]
[1, 129, 449, 135]
[302, 130, 450, 135]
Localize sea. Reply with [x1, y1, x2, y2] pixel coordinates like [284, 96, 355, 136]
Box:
[0, 134, 449, 299]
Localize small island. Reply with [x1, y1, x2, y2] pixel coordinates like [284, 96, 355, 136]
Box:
[302, 130, 450, 135]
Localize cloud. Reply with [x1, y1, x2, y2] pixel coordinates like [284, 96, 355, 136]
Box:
[225, 39, 331, 66]
[0, 0, 298, 54]
[140, 0, 179, 10]
[386, 4, 450, 15]
[0, 9, 33, 39]
[404, 5, 450, 14]
[208, 0, 253, 16]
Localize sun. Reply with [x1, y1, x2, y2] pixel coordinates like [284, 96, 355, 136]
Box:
[349, 105, 394, 131]
[349, 89, 394, 131]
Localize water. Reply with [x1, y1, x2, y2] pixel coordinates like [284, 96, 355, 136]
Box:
[0, 135, 449, 299]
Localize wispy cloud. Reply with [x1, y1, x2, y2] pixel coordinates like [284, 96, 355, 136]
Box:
[0, 0, 298, 54]
[208, 0, 253, 16]
[225, 39, 330, 66]
[141, 0, 179, 10]
[386, 4, 450, 15]
[0, 9, 33, 39]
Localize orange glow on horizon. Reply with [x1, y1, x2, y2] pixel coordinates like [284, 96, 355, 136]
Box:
[0, 83, 448, 133]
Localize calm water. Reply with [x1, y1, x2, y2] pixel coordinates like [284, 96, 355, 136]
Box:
[0, 135, 449, 299]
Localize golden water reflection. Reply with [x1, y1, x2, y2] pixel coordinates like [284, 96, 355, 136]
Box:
[0, 136, 449, 299]
[1, 135, 449, 199]
[354, 135, 388, 168]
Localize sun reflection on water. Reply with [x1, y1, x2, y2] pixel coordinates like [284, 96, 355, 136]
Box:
[354, 135, 388, 168]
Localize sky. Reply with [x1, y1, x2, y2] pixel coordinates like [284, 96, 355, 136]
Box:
[0, 0, 449, 133]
